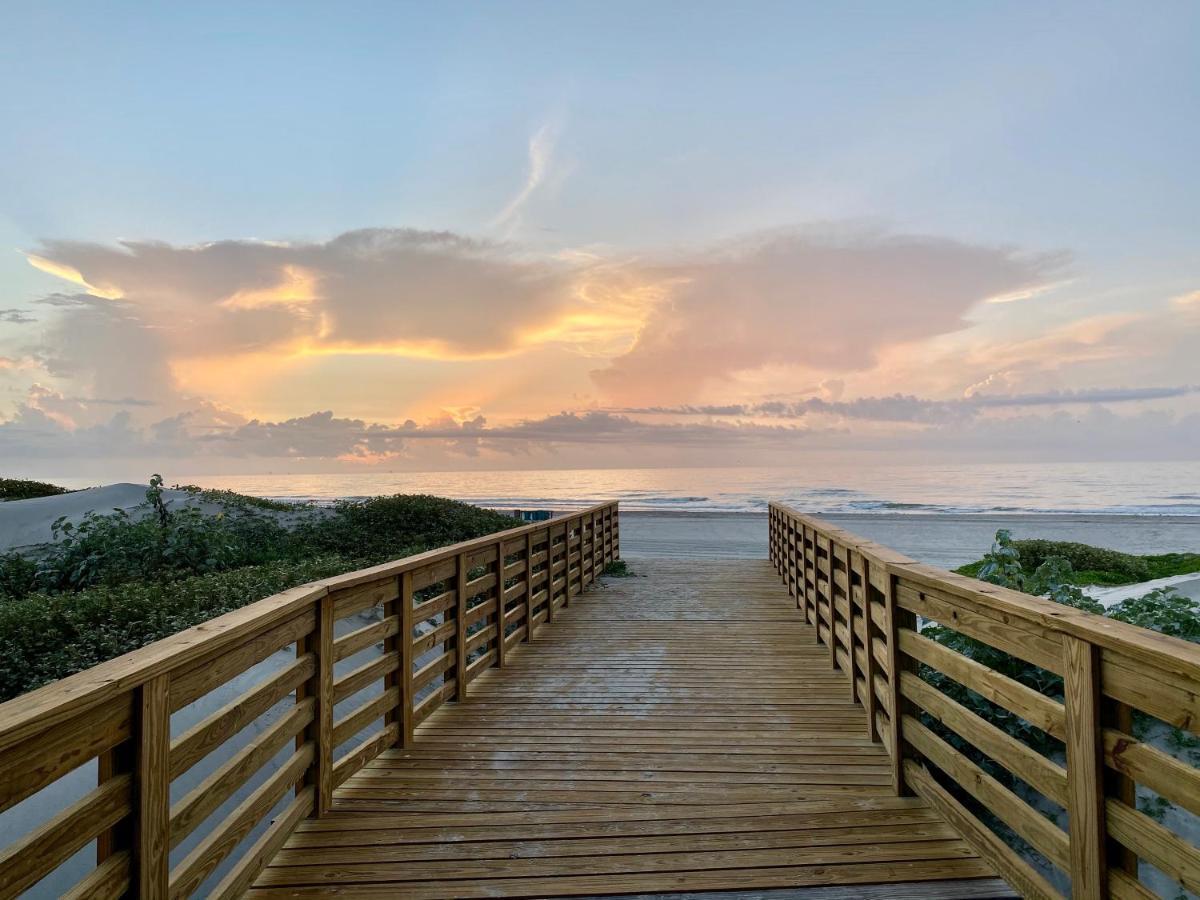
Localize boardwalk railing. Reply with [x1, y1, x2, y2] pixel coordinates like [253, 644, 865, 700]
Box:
[770, 501, 1200, 900]
[0, 502, 618, 900]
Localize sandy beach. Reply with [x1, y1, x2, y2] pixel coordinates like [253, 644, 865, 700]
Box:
[619, 510, 1200, 569]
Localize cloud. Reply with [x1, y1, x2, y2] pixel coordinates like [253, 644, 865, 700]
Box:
[592, 227, 1067, 403]
[491, 121, 561, 234]
[27, 229, 584, 362]
[614, 385, 1200, 424]
[0, 309, 36, 324]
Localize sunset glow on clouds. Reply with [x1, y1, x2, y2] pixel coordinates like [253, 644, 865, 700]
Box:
[1, 3, 1197, 473]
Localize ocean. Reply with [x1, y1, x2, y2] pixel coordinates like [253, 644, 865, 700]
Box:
[171, 461, 1200, 517]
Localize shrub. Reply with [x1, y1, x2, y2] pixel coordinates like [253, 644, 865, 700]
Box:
[297, 494, 515, 564]
[0, 478, 71, 501]
[957, 538, 1200, 586]
[35, 491, 296, 592]
[172, 484, 297, 512]
[0, 553, 38, 601]
[0, 555, 350, 701]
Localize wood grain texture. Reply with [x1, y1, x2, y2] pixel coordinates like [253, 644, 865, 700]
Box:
[1064, 634, 1106, 900]
[249, 557, 996, 897]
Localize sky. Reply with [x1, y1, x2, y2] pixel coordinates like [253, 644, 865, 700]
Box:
[1, 1, 1197, 477]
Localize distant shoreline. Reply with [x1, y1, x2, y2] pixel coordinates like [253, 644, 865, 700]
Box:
[602, 509, 1200, 523]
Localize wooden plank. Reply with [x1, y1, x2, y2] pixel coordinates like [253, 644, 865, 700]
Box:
[905, 761, 1060, 900]
[171, 654, 313, 778]
[903, 715, 1068, 870]
[1063, 635, 1105, 900]
[883, 569, 910, 795]
[333, 653, 399, 705]
[0, 774, 131, 899]
[1106, 798, 1200, 895]
[0, 692, 132, 815]
[1104, 725, 1200, 818]
[331, 577, 399, 620]
[900, 671, 1067, 804]
[900, 629, 1066, 739]
[137, 674, 170, 898]
[334, 725, 399, 790]
[455, 552, 469, 700]
[211, 787, 315, 900]
[169, 744, 313, 899]
[62, 850, 130, 900]
[333, 615, 399, 663]
[332, 688, 400, 748]
[315, 594, 334, 816]
[525, 532, 536, 640]
[399, 571, 415, 747]
[169, 610, 315, 711]
[170, 698, 314, 849]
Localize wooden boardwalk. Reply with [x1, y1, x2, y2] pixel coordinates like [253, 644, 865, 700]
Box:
[249, 558, 1007, 898]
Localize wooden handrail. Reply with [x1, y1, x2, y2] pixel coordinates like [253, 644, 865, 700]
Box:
[0, 501, 619, 899]
[769, 501, 1200, 900]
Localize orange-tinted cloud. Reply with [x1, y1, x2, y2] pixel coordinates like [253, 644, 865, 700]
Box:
[592, 228, 1067, 404]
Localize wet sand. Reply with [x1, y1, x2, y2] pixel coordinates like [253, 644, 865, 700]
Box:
[618, 511, 1200, 570]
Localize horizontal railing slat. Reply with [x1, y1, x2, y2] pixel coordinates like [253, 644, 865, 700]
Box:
[0, 500, 617, 898]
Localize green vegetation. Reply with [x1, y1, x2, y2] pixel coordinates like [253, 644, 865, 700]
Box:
[955, 537, 1200, 586]
[601, 560, 634, 577]
[0, 475, 517, 701]
[927, 529, 1200, 886]
[0, 478, 72, 502]
[172, 483, 298, 511]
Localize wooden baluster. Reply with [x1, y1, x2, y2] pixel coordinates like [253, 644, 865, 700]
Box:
[861, 557, 880, 743]
[455, 552, 469, 700]
[399, 571, 414, 747]
[844, 546, 858, 705]
[525, 531, 536, 641]
[589, 511, 598, 584]
[1104, 699, 1137, 877]
[384, 575, 403, 741]
[314, 593, 335, 815]
[883, 570, 913, 795]
[805, 526, 818, 628]
[135, 674, 170, 898]
[546, 526, 557, 624]
[787, 519, 797, 593]
[826, 542, 838, 673]
[495, 540, 507, 668]
[1064, 635, 1106, 900]
[563, 521, 573, 607]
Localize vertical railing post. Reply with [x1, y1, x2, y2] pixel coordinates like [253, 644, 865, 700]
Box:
[1064, 635, 1107, 900]
[803, 525, 817, 628]
[883, 570, 913, 796]
[842, 545, 858, 705]
[495, 540, 507, 668]
[546, 525, 557, 624]
[454, 552, 469, 700]
[860, 556, 880, 743]
[384, 574, 402, 740]
[314, 593, 335, 815]
[825, 541, 838, 672]
[525, 531, 536, 641]
[786, 517, 797, 592]
[135, 674, 170, 898]
[1105, 699, 1137, 876]
[399, 571, 414, 747]
[589, 510, 598, 583]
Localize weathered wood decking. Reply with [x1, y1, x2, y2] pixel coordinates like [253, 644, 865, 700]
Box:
[248, 559, 1008, 898]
